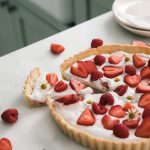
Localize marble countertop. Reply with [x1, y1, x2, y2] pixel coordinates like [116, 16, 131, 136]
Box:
[0, 12, 150, 150]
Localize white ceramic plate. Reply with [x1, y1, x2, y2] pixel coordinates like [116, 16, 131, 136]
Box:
[113, 0, 150, 30]
[114, 15, 150, 37]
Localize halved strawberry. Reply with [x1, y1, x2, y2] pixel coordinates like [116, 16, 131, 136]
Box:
[100, 93, 114, 106]
[46, 73, 58, 86]
[136, 82, 150, 93]
[92, 102, 108, 115]
[109, 105, 125, 118]
[54, 80, 68, 92]
[56, 94, 79, 105]
[90, 70, 103, 81]
[84, 61, 97, 74]
[77, 108, 95, 126]
[102, 66, 123, 78]
[133, 53, 146, 68]
[135, 117, 150, 138]
[142, 106, 150, 119]
[140, 66, 150, 79]
[101, 115, 120, 130]
[124, 74, 141, 87]
[123, 118, 140, 128]
[94, 54, 106, 66]
[70, 61, 88, 78]
[125, 65, 136, 75]
[114, 84, 128, 96]
[69, 78, 85, 92]
[0, 138, 12, 150]
[113, 123, 129, 138]
[132, 40, 149, 47]
[138, 93, 150, 108]
[50, 43, 65, 54]
[108, 54, 124, 64]
[123, 102, 134, 111]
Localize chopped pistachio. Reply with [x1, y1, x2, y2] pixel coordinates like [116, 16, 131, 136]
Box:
[114, 77, 120, 82]
[87, 100, 93, 105]
[127, 96, 133, 100]
[41, 83, 47, 90]
[124, 57, 130, 62]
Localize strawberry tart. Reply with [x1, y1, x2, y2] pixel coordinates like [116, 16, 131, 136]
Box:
[23, 44, 150, 150]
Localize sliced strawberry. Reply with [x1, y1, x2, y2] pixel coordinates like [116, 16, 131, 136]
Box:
[123, 118, 140, 128]
[100, 93, 114, 106]
[102, 66, 123, 78]
[138, 93, 150, 108]
[84, 61, 97, 74]
[142, 106, 150, 119]
[109, 105, 125, 118]
[70, 61, 88, 78]
[0, 138, 12, 150]
[54, 80, 68, 92]
[92, 102, 108, 115]
[101, 115, 120, 130]
[124, 74, 141, 87]
[50, 43, 65, 54]
[91, 38, 103, 48]
[133, 53, 146, 68]
[46, 73, 58, 86]
[123, 102, 134, 111]
[125, 65, 136, 75]
[108, 54, 124, 64]
[56, 94, 79, 105]
[136, 82, 150, 93]
[90, 70, 103, 81]
[140, 66, 150, 79]
[69, 78, 85, 92]
[94, 54, 106, 66]
[113, 123, 129, 138]
[132, 40, 149, 47]
[77, 108, 95, 126]
[135, 117, 150, 138]
[114, 84, 128, 96]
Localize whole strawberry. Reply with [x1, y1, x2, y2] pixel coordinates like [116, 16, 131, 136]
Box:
[94, 55, 106, 66]
[1, 109, 18, 124]
[91, 38, 103, 48]
[125, 65, 136, 75]
[50, 43, 65, 54]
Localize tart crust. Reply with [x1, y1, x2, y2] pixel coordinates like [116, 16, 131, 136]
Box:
[23, 67, 45, 107]
[46, 45, 150, 150]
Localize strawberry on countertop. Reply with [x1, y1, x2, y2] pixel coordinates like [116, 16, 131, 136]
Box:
[91, 38, 103, 48]
[0, 138, 12, 150]
[77, 108, 95, 126]
[50, 43, 65, 54]
[101, 115, 120, 130]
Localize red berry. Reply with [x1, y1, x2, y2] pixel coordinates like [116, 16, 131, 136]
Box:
[92, 102, 108, 115]
[84, 61, 97, 74]
[123, 118, 140, 128]
[142, 106, 150, 119]
[125, 65, 136, 75]
[138, 93, 150, 108]
[46, 73, 58, 86]
[133, 53, 146, 68]
[50, 43, 65, 54]
[114, 84, 128, 96]
[100, 93, 114, 106]
[94, 55, 106, 66]
[90, 70, 103, 81]
[101, 115, 120, 130]
[140, 66, 150, 79]
[113, 123, 129, 138]
[148, 59, 150, 68]
[91, 38, 103, 48]
[0, 138, 12, 150]
[108, 54, 124, 64]
[1, 109, 18, 124]
[54, 80, 68, 92]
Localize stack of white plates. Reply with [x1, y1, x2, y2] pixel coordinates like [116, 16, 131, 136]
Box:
[112, 0, 150, 37]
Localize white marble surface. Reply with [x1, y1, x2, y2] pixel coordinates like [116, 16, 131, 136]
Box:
[0, 12, 150, 150]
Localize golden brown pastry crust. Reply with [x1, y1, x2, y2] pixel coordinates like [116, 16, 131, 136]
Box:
[23, 67, 45, 107]
[47, 45, 150, 150]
